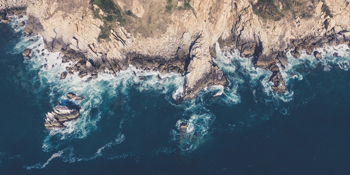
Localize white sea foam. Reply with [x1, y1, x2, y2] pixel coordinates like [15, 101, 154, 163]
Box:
[7, 15, 27, 33]
[25, 149, 64, 170]
[0, 152, 21, 166]
[26, 134, 126, 169]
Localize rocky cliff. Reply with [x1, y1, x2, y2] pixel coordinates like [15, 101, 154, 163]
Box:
[1, 0, 350, 99]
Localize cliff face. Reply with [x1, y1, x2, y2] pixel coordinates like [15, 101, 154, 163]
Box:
[1, 0, 350, 99]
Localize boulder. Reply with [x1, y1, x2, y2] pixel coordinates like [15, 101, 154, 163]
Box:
[22, 49, 32, 58]
[313, 51, 322, 59]
[277, 55, 288, 66]
[336, 34, 344, 44]
[255, 54, 275, 69]
[44, 105, 80, 129]
[343, 32, 350, 41]
[78, 71, 88, 78]
[60, 72, 68, 79]
[240, 42, 256, 57]
[67, 93, 76, 99]
[91, 73, 98, 79]
[309, 36, 322, 44]
[305, 45, 315, 55]
[333, 53, 338, 57]
[269, 72, 287, 93]
[19, 21, 25, 26]
[0, 10, 7, 21]
[290, 50, 300, 58]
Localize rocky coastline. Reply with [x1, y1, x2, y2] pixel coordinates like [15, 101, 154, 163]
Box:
[1, 0, 350, 100]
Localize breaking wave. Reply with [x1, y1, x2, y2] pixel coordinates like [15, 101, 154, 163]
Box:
[215, 42, 350, 104]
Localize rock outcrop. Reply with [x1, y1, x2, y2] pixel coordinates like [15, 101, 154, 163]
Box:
[22, 48, 31, 58]
[44, 105, 80, 129]
[1, 0, 350, 99]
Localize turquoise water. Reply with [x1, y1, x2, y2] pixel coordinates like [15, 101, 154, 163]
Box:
[0, 18, 349, 174]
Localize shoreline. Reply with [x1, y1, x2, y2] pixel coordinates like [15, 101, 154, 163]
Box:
[1, 0, 350, 100]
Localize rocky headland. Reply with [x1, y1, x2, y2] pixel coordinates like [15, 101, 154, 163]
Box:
[1, 0, 350, 99]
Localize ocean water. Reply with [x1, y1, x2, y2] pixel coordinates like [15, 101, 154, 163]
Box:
[0, 17, 349, 174]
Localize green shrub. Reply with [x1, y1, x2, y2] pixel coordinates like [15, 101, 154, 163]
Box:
[98, 24, 111, 40]
[321, 2, 333, 18]
[184, 0, 191, 9]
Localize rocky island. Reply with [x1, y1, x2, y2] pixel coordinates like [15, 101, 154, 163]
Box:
[44, 105, 80, 129]
[1, 0, 350, 99]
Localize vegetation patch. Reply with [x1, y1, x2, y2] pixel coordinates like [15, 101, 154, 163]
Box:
[166, 0, 172, 13]
[90, 0, 134, 41]
[98, 23, 111, 40]
[253, 0, 284, 21]
[321, 1, 333, 18]
[253, 0, 321, 21]
[184, 0, 192, 9]
[167, 0, 192, 13]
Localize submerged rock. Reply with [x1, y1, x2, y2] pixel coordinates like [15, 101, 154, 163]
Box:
[75, 96, 84, 100]
[44, 105, 80, 129]
[67, 92, 76, 99]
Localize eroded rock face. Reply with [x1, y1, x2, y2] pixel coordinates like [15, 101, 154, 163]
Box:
[44, 105, 80, 129]
[23, 16, 44, 36]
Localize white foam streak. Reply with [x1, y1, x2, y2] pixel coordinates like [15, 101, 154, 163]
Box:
[26, 134, 125, 169]
[25, 149, 64, 170]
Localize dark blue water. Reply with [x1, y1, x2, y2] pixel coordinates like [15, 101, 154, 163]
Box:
[0, 20, 349, 175]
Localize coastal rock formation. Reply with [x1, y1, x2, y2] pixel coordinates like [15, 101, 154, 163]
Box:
[44, 105, 80, 129]
[60, 71, 68, 79]
[1, 0, 350, 99]
[22, 48, 31, 58]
